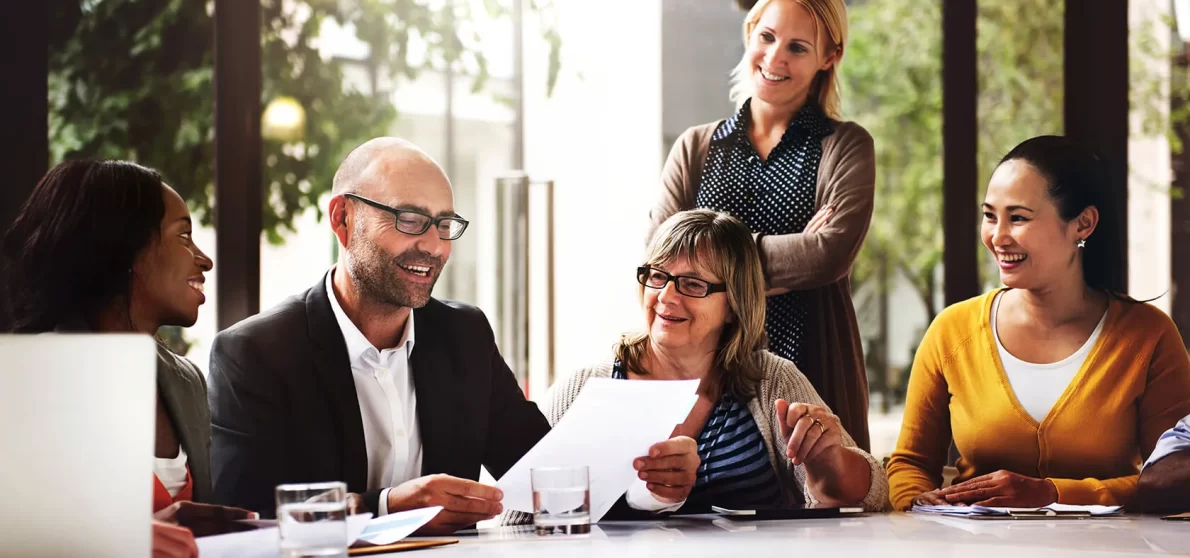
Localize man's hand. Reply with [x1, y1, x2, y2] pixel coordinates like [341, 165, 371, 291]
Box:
[386, 475, 504, 535]
[937, 470, 1057, 507]
[152, 501, 257, 537]
[634, 436, 699, 503]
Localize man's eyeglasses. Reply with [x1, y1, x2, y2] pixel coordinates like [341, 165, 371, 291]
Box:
[344, 193, 469, 240]
[636, 266, 727, 298]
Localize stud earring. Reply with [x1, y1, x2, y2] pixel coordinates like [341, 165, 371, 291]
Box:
[1077, 239, 1086, 248]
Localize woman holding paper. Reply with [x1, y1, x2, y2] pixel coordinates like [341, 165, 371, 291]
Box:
[4, 160, 254, 557]
[522, 210, 887, 518]
[886, 136, 1190, 511]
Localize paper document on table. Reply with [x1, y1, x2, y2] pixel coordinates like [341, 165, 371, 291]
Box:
[355, 506, 442, 545]
[912, 503, 1122, 517]
[198, 513, 372, 558]
[496, 378, 699, 522]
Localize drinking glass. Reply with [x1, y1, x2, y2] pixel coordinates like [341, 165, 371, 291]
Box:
[275, 481, 348, 558]
[531, 466, 591, 536]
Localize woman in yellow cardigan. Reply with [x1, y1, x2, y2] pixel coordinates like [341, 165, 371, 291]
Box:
[887, 136, 1190, 511]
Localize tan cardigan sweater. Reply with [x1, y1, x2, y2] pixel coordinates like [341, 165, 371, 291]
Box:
[648, 120, 877, 450]
[501, 350, 889, 525]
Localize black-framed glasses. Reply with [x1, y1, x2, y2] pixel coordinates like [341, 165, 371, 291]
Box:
[344, 193, 469, 240]
[636, 266, 727, 298]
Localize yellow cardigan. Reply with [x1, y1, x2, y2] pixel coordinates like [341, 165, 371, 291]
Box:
[887, 290, 1190, 511]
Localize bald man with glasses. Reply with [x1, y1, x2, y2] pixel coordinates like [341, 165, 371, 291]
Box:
[207, 138, 547, 535]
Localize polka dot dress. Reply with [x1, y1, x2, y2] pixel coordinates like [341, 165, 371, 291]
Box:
[695, 99, 833, 369]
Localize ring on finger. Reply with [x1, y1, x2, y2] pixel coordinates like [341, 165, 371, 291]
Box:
[812, 418, 826, 435]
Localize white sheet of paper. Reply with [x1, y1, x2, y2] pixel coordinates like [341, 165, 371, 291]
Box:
[197, 513, 372, 558]
[356, 506, 442, 545]
[912, 504, 1122, 517]
[496, 377, 699, 522]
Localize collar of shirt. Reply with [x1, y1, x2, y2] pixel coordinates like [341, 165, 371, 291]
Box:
[712, 98, 834, 150]
[325, 267, 416, 366]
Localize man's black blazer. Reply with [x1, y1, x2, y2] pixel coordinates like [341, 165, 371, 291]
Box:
[207, 273, 550, 516]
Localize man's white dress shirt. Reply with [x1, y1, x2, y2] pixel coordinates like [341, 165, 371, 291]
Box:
[327, 269, 422, 515]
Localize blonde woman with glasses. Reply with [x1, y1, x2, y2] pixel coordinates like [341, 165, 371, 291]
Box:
[506, 210, 887, 522]
[649, 0, 875, 450]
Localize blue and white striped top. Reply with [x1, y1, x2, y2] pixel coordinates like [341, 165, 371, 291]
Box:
[612, 360, 782, 512]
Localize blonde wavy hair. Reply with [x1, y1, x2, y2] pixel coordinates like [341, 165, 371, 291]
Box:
[615, 210, 768, 399]
[728, 0, 848, 120]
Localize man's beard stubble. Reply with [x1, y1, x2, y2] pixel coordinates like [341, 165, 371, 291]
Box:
[346, 230, 444, 309]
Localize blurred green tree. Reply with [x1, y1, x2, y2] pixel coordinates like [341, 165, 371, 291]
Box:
[843, 0, 1185, 407]
[48, 0, 559, 243]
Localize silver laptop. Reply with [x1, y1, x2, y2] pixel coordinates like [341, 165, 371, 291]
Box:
[0, 334, 158, 558]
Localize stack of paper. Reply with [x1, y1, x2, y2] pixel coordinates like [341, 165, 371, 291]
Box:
[912, 503, 1122, 518]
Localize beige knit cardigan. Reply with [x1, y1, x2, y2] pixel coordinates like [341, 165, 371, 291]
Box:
[502, 350, 889, 524]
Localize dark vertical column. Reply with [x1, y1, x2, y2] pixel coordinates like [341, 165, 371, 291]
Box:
[213, 0, 262, 330]
[0, 1, 49, 329]
[1172, 140, 1190, 339]
[1065, 0, 1129, 291]
[1172, 55, 1190, 341]
[942, 0, 980, 305]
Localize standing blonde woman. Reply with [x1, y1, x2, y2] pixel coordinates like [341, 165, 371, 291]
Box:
[650, 0, 875, 448]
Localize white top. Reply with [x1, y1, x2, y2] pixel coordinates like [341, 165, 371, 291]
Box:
[154, 445, 190, 498]
[326, 268, 422, 515]
[992, 291, 1107, 423]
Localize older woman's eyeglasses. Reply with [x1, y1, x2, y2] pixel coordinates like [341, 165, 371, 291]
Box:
[636, 266, 727, 298]
[344, 193, 469, 240]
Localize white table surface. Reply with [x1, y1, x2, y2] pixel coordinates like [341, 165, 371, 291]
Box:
[401, 513, 1189, 557]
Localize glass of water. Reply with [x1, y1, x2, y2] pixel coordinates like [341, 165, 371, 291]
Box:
[276, 481, 349, 558]
[531, 466, 591, 536]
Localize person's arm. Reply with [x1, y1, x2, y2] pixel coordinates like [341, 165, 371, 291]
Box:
[777, 396, 882, 509]
[646, 127, 703, 246]
[885, 319, 953, 511]
[773, 363, 887, 511]
[1134, 451, 1190, 513]
[480, 320, 551, 480]
[1037, 474, 1136, 506]
[757, 126, 875, 291]
[207, 332, 286, 517]
[1134, 417, 1190, 513]
[1046, 318, 1190, 506]
[1105, 319, 1190, 507]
